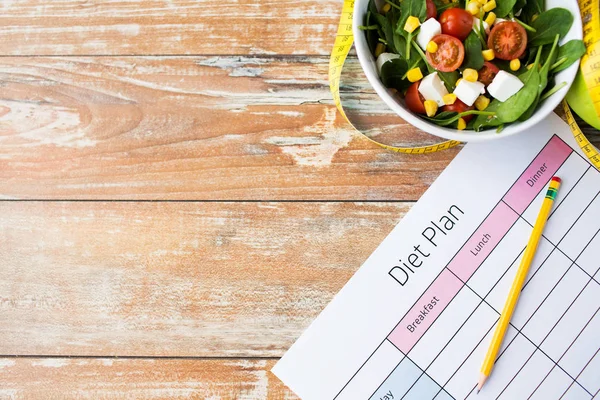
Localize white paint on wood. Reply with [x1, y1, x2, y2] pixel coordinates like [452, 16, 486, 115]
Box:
[264, 109, 354, 166]
[30, 359, 70, 368]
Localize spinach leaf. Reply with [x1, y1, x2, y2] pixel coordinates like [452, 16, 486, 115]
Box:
[373, 12, 397, 53]
[433, 111, 458, 119]
[462, 31, 484, 70]
[517, 88, 541, 121]
[528, 8, 573, 46]
[421, 111, 458, 123]
[411, 40, 434, 73]
[380, 58, 411, 91]
[396, 0, 427, 37]
[514, 0, 527, 14]
[368, 0, 378, 18]
[496, 48, 542, 123]
[518, 35, 559, 121]
[393, 33, 407, 58]
[495, 0, 518, 18]
[438, 70, 460, 92]
[365, 0, 379, 55]
[422, 110, 495, 126]
[536, 36, 559, 92]
[551, 39, 586, 72]
[432, 0, 449, 9]
[436, 2, 459, 12]
[473, 100, 502, 131]
[521, 0, 544, 24]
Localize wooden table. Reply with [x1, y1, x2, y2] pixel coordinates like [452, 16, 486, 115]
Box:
[1, 1, 598, 398]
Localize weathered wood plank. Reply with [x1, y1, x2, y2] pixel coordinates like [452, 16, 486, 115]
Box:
[0, 357, 295, 399]
[0, 56, 458, 201]
[0, 0, 341, 56]
[0, 201, 410, 357]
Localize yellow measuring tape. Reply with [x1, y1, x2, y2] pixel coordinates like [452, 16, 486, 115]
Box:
[329, 0, 460, 153]
[563, 0, 600, 170]
[330, 0, 600, 164]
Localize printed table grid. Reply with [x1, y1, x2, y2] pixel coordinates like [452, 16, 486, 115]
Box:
[335, 135, 600, 400]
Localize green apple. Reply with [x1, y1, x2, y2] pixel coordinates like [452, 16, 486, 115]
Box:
[566, 69, 600, 130]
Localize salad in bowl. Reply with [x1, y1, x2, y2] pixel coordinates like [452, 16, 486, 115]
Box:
[355, 0, 584, 139]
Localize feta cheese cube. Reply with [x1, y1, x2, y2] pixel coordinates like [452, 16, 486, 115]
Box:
[472, 17, 490, 34]
[418, 72, 449, 106]
[416, 18, 442, 50]
[376, 53, 400, 76]
[453, 79, 485, 106]
[487, 70, 524, 102]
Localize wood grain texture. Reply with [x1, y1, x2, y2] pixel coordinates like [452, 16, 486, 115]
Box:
[0, 201, 409, 357]
[0, 358, 295, 399]
[0, 0, 341, 56]
[0, 56, 458, 201]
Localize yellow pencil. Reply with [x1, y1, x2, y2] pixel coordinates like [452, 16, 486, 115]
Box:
[477, 176, 562, 393]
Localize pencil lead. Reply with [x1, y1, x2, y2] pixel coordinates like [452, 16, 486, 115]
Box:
[477, 388, 480, 394]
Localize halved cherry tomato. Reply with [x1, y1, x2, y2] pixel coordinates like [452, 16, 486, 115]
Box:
[478, 61, 500, 85]
[439, 8, 473, 41]
[426, 34, 465, 72]
[405, 81, 426, 115]
[442, 99, 475, 122]
[426, 0, 437, 20]
[487, 21, 527, 60]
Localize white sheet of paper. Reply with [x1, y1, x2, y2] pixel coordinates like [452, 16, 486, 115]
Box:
[273, 114, 600, 400]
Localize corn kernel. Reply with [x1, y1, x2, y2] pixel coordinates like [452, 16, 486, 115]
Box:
[527, 63, 534, 70]
[463, 68, 478, 82]
[382, 3, 391, 13]
[456, 78, 463, 86]
[475, 95, 490, 111]
[509, 58, 521, 71]
[531, 13, 538, 22]
[374, 42, 386, 58]
[404, 16, 421, 33]
[477, 0, 488, 5]
[466, 2, 480, 15]
[485, 12, 496, 26]
[443, 93, 457, 105]
[426, 40, 438, 53]
[482, 49, 495, 61]
[510, 58, 521, 71]
[457, 117, 467, 130]
[424, 100, 438, 117]
[483, 0, 496, 12]
[407, 67, 424, 83]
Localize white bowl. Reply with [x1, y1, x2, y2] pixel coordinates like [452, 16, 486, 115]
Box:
[353, 0, 583, 142]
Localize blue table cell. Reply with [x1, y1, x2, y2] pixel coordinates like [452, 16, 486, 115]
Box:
[403, 373, 442, 400]
[370, 357, 422, 400]
[434, 389, 455, 400]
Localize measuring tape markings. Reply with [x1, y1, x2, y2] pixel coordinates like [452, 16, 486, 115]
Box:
[562, 0, 600, 170]
[330, 0, 600, 166]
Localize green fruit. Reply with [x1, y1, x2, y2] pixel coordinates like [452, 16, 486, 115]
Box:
[566, 69, 600, 130]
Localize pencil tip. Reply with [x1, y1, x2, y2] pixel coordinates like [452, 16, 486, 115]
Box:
[477, 373, 487, 393]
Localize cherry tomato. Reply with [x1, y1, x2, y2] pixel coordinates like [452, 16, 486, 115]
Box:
[442, 99, 475, 122]
[404, 81, 426, 115]
[426, 34, 465, 72]
[487, 21, 528, 60]
[478, 61, 500, 85]
[426, 0, 437, 20]
[439, 8, 473, 41]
